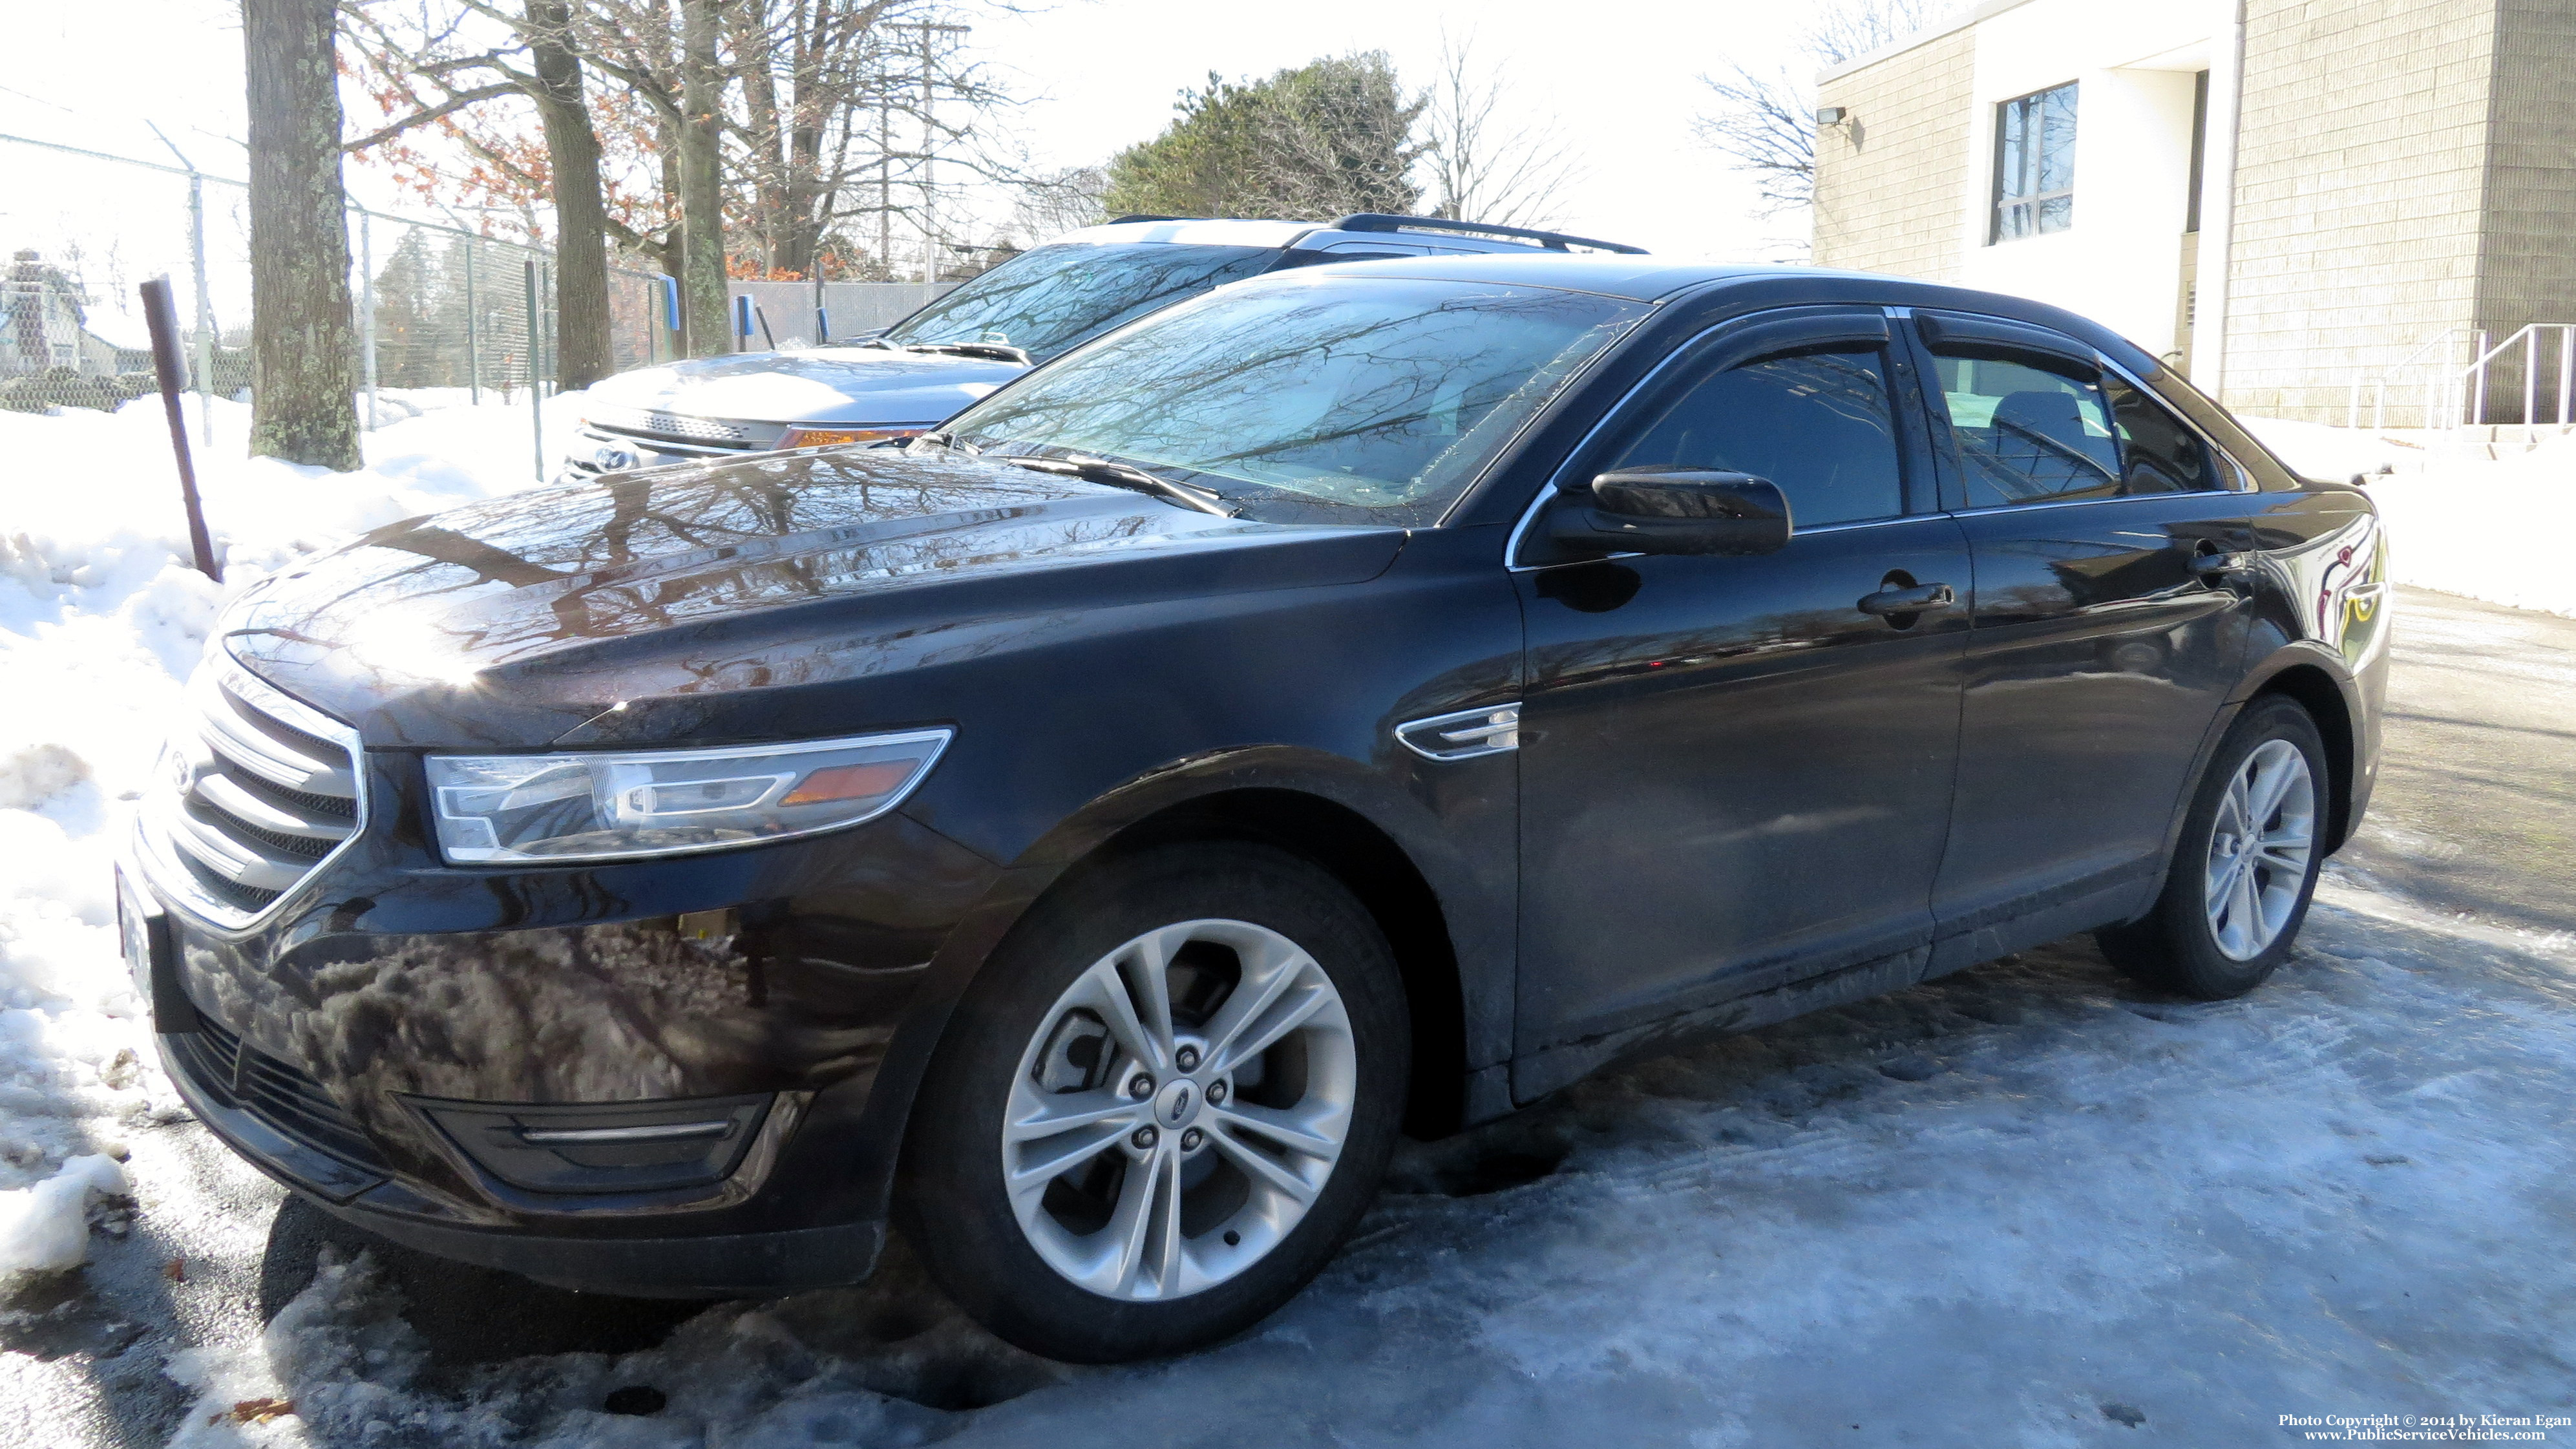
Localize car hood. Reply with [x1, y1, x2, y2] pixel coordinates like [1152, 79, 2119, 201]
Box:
[582, 349, 1028, 427]
[224, 449, 1408, 750]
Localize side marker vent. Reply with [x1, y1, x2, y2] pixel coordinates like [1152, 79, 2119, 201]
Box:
[1395, 704, 1522, 761]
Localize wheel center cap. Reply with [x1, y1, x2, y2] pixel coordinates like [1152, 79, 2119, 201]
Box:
[1156, 1080, 1198, 1128]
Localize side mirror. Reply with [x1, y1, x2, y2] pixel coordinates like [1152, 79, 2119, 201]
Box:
[1548, 467, 1793, 557]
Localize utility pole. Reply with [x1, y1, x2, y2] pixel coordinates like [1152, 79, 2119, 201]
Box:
[909, 20, 968, 284]
[876, 61, 892, 280]
[146, 123, 216, 445]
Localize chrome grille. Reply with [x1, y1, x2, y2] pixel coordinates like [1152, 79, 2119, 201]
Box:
[136, 661, 366, 929]
[582, 406, 778, 450]
[616, 407, 749, 441]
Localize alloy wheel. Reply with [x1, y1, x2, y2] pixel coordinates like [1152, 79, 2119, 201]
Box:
[2202, 739, 2317, 961]
[1001, 918, 1356, 1300]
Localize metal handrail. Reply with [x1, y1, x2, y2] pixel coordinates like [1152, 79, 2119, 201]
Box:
[2455, 323, 2576, 430]
[2347, 323, 2576, 432]
[2347, 328, 2472, 432]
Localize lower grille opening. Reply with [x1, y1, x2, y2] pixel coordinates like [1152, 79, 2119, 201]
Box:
[174, 1019, 387, 1172]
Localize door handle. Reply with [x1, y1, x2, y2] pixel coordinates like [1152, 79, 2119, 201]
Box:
[1857, 582, 1956, 617]
[2191, 551, 2254, 578]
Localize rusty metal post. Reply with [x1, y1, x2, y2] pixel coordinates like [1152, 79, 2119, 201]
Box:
[140, 278, 221, 583]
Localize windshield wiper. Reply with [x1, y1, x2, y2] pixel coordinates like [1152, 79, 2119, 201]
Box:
[900, 341, 1034, 366]
[992, 452, 1238, 517]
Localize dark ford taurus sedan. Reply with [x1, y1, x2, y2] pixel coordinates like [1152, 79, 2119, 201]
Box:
[121, 256, 2387, 1362]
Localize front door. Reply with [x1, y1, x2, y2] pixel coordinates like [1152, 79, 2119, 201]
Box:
[1903, 310, 2255, 967]
[1512, 308, 1970, 1095]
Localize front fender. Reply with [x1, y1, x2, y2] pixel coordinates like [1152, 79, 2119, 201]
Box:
[846, 742, 1517, 1222]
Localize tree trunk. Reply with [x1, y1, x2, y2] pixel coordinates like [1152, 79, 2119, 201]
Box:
[677, 0, 730, 356]
[524, 0, 615, 388]
[243, 0, 361, 470]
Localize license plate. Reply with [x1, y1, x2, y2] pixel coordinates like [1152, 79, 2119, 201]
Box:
[114, 865, 157, 1006]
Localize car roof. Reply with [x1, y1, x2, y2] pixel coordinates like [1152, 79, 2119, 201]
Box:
[1050, 218, 1323, 249]
[1285, 255, 2162, 373]
[1047, 216, 1647, 259]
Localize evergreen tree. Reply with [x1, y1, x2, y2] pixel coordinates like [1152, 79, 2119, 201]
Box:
[371, 229, 440, 388]
[1104, 54, 1426, 222]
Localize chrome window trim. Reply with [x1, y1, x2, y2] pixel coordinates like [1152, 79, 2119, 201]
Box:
[134, 651, 373, 939]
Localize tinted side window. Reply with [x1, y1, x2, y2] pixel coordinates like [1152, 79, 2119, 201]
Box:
[1930, 352, 2120, 507]
[2105, 377, 2218, 493]
[1930, 350, 2219, 507]
[1606, 349, 1905, 526]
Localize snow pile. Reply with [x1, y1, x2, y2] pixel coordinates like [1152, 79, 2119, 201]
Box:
[2242, 416, 2576, 618]
[162, 1246, 1058, 1447]
[0, 1154, 131, 1276]
[0, 392, 569, 1287]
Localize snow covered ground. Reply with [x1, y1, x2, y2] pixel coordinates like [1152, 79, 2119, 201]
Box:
[0, 392, 575, 1289]
[114, 883, 2576, 1447]
[0, 396, 2569, 1445]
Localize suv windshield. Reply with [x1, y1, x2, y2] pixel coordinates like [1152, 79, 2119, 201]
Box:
[934, 273, 1645, 526]
[876, 241, 1279, 363]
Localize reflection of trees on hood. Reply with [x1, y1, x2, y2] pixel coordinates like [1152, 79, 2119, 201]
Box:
[273, 451, 1169, 670]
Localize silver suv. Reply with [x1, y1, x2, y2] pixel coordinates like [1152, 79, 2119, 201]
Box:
[563, 213, 1644, 477]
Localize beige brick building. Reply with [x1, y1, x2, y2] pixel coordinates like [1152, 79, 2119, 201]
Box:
[1811, 0, 2576, 423]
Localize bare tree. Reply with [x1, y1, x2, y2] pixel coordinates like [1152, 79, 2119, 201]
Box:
[1010, 165, 1109, 240]
[350, 0, 1024, 322]
[1693, 0, 1956, 217]
[1419, 34, 1577, 229]
[246, 0, 362, 469]
[675, 0, 730, 354]
[342, 0, 619, 387]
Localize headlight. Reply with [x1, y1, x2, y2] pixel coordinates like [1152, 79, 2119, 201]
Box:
[425, 728, 951, 865]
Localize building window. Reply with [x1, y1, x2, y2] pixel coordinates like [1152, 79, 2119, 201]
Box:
[1992, 82, 2078, 242]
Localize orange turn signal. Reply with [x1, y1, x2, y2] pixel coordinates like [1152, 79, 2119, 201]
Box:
[779, 427, 922, 449]
[780, 760, 916, 806]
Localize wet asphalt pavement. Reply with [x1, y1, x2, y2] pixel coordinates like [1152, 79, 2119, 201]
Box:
[3, 584, 2569, 1446]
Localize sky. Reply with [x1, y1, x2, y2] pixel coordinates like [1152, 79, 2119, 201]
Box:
[972, 0, 1819, 259]
[1, 0, 1823, 307]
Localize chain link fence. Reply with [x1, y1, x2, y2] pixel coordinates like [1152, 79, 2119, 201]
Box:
[1, 132, 683, 425]
[4, 130, 966, 492]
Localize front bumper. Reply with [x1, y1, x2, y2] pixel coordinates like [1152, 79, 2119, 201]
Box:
[157, 1017, 880, 1295]
[127, 736, 1001, 1293]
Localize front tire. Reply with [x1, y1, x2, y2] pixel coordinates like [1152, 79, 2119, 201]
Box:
[899, 842, 1408, 1362]
[2097, 693, 2329, 999]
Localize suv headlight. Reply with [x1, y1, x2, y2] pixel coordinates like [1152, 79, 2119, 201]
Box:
[425, 728, 951, 865]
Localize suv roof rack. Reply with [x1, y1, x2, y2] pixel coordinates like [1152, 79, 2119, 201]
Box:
[1329, 214, 1648, 256]
[1107, 215, 1200, 224]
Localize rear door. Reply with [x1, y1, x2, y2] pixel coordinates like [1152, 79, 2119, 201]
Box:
[1511, 307, 1971, 1093]
[1903, 310, 2257, 968]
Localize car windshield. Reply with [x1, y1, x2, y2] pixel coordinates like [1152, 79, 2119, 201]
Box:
[934, 274, 1645, 526]
[877, 241, 1280, 362]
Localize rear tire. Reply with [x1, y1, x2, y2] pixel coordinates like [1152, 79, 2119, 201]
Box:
[2097, 694, 2329, 999]
[898, 841, 1408, 1362]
